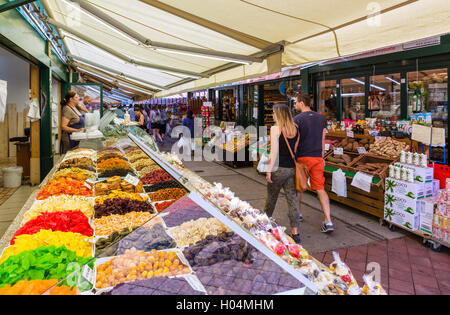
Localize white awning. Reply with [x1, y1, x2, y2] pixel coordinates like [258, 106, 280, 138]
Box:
[40, 0, 450, 97]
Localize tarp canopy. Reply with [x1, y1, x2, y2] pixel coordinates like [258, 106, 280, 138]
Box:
[41, 0, 450, 98]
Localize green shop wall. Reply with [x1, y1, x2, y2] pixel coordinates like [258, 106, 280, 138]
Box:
[0, 1, 70, 179]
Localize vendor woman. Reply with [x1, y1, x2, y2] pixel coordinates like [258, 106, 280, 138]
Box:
[61, 90, 86, 153]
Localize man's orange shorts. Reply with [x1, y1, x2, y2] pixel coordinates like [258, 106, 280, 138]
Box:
[297, 157, 325, 191]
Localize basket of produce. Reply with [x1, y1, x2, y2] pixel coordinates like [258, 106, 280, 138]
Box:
[351, 154, 397, 186]
[325, 152, 360, 172]
[339, 137, 372, 153]
[369, 137, 409, 159]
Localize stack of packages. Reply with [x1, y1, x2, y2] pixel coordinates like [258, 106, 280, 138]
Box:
[432, 179, 450, 244]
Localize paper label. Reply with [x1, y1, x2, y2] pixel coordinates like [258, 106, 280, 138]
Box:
[85, 178, 95, 184]
[347, 131, 354, 138]
[334, 148, 344, 155]
[375, 136, 386, 141]
[82, 265, 95, 285]
[351, 172, 373, 193]
[184, 274, 207, 293]
[84, 182, 92, 190]
[357, 147, 367, 154]
[325, 144, 330, 151]
[124, 174, 140, 186]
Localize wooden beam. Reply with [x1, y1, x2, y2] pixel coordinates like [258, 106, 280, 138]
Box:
[139, 0, 272, 50]
[30, 65, 40, 185]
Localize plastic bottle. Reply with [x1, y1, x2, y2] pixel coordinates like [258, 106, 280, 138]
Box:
[389, 165, 395, 178]
[413, 153, 420, 166]
[400, 151, 406, 164]
[406, 152, 413, 165]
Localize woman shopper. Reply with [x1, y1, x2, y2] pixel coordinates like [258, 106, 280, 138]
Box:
[151, 105, 163, 142]
[264, 104, 303, 244]
[61, 90, 86, 153]
[133, 105, 146, 130]
[159, 105, 168, 140]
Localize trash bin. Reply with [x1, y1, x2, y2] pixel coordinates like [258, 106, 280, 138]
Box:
[2, 166, 23, 188]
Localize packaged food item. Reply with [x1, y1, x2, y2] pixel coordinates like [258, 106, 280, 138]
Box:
[362, 274, 387, 295]
[329, 252, 360, 295]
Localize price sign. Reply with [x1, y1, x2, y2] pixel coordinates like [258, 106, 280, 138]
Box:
[347, 131, 354, 138]
[325, 144, 330, 151]
[124, 174, 140, 186]
[357, 147, 367, 154]
[375, 136, 386, 141]
[184, 274, 207, 293]
[82, 265, 95, 285]
[334, 148, 344, 155]
[85, 178, 95, 185]
[84, 181, 92, 190]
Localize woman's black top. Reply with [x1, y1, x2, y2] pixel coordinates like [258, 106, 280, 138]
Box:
[278, 130, 299, 168]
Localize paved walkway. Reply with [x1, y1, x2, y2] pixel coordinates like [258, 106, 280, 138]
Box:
[313, 235, 450, 295]
[158, 137, 450, 295]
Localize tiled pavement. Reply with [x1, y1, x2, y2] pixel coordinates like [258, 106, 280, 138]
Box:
[313, 235, 450, 295]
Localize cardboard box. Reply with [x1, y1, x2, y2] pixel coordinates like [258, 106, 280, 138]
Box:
[385, 177, 425, 200]
[433, 180, 440, 196]
[384, 206, 420, 231]
[425, 182, 434, 198]
[394, 163, 434, 183]
[420, 197, 437, 235]
[385, 192, 422, 215]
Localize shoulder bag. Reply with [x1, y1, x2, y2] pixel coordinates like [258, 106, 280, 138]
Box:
[282, 129, 310, 192]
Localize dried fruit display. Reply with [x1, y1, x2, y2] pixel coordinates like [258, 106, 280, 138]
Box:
[12, 210, 93, 244]
[140, 170, 172, 185]
[169, 218, 231, 247]
[1, 230, 93, 264]
[153, 200, 177, 213]
[97, 154, 127, 163]
[95, 198, 154, 218]
[97, 158, 130, 170]
[95, 176, 143, 196]
[138, 165, 162, 177]
[132, 159, 156, 171]
[183, 232, 254, 267]
[106, 277, 205, 295]
[99, 169, 135, 178]
[24, 196, 94, 223]
[95, 191, 148, 206]
[0, 279, 78, 295]
[52, 167, 96, 181]
[0, 246, 91, 288]
[95, 249, 191, 289]
[59, 157, 94, 169]
[36, 179, 93, 200]
[95, 227, 135, 257]
[162, 205, 212, 228]
[148, 188, 187, 202]
[144, 180, 184, 193]
[58, 164, 95, 172]
[94, 212, 154, 236]
[116, 223, 176, 255]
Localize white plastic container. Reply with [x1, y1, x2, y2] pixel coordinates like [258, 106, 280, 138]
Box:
[2, 166, 23, 188]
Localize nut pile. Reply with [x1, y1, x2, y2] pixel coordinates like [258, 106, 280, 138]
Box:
[169, 218, 231, 247]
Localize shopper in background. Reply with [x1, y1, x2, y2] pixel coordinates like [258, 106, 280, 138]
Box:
[294, 94, 334, 233]
[133, 105, 146, 130]
[61, 90, 86, 153]
[159, 105, 168, 140]
[77, 95, 90, 114]
[141, 105, 150, 133]
[182, 109, 195, 139]
[264, 104, 303, 244]
[151, 105, 163, 142]
[224, 99, 233, 122]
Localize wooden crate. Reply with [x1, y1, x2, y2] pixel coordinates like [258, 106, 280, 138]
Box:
[321, 171, 385, 219]
[325, 151, 360, 172]
[351, 154, 398, 188]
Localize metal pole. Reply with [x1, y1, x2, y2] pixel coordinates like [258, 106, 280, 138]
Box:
[43, 16, 208, 78]
[68, 54, 165, 90]
[0, 0, 36, 13]
[69, 0, 263, 64]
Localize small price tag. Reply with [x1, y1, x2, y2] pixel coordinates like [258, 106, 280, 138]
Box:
[82, 265, 95, 285]
[334, 148, 344, 155]
[184, 274, 207, 293]
[375, 136, 386, 141]
[325, 144, 330, 151]
[347, 131, 354, 138]
[84, 182, 92, 190]
[357, 147, 367, 154]
[124, 174, 140, 186]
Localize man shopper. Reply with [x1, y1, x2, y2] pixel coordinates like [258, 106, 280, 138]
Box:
[294, 94, 334, 233]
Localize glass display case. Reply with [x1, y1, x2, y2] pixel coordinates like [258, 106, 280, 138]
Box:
[317, 80, 338, 120]
[341, 78, 366, 121]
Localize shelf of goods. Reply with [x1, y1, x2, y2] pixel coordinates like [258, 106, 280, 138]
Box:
[321, 132, 410, 219]
[0, 123, 385, 295]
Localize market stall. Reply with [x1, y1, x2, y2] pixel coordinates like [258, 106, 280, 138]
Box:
[0, 114, 387, 295]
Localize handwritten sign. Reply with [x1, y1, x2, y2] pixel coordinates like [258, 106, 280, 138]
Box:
[357, 147, 367, 154]
[334, 148, 344, 155]
[124, 174, 140, 186]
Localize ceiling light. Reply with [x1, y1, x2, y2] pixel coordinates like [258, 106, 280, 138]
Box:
[350, 78, 386, 91]
[385, 76, 401, 85]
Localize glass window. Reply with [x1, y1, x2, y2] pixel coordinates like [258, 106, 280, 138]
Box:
[317, 80, 337, 120]
[341, 77, 366, 121]
[368, 74, 401, 119]
[408, 68, 448, 162]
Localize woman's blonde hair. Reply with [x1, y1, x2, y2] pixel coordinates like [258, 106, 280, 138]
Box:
[273, 103, 297, 137]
